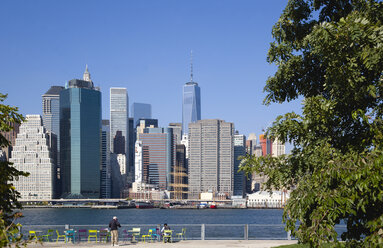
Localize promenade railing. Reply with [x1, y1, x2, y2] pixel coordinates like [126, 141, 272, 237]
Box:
[18, 224, 347, 241]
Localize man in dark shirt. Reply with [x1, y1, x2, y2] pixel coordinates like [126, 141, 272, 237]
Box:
[109, 216, 121, 246]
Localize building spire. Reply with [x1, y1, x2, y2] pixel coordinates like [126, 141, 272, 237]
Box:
[83, 64, 91, 82]
[190, 50, 193, 82]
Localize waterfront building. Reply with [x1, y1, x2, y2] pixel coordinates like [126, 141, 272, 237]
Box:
[182, 54, 201, 134]
[128, 117, 135, 178]
[0, 122, 20, 160]
[101, 120, 112, 198]
[247, 191, 289, 208]
[168, 123, 182, 144]
[10, 115, 57, 200]
[171, 144, 188, 199]
[60, 67, 102, 198]
[131, 102, 152, 127]
[139, 127, 175, 190]
[42, 86, 64, 197]
[110, 153, 123, 198]
[234, 133, 246, 197]
[188, 119, 234, 199]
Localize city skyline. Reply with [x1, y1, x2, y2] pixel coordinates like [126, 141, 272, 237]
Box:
[0, 1, 301, 141]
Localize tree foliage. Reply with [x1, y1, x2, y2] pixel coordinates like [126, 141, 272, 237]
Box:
[0, 93, 28, 247]
[241, 0, 383, 247]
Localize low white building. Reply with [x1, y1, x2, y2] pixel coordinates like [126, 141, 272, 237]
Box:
[247, 191, 289, 208]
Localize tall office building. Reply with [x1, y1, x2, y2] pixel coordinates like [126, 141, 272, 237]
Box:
[189, 119, 234, 199]
[110, 88, 129, 156]
[10, 115, 57, 200]
[182, 54, 201, 134]
[131, 103, 152, 127]
[101, 120, 112, 198]
[234, 134, 246, 197]
[42, 86, 64, 145]
[172, 144, 188, 199]
[139, 127, 175, 190]
[42, 86, 64, 197]
[60, 67, 102, 198]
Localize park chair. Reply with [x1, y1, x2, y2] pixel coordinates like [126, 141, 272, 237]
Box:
[141, 229, 153, 243]
[55, 230, 66, 243]
[42, 229, 54, 242]
[150, 228, 160, 242]
[77, 229, 87, 242]
[131, 228, 140, 242]
[65, 230, 75, 243]
[163, 230, 173, 243]
[176, 228, 186, 240]
[28, 230, 41, 241]
[121, 229, 132, 241]
[99, 229, 110, 243]
[88, 229, 98, 243]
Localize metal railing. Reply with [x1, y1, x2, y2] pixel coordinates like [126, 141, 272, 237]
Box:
[19, 223, 348, 241]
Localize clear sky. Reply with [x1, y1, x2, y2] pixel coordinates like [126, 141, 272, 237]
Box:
[0, 0, 301, 144]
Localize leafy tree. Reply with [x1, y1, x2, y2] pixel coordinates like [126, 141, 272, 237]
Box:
[241, 0, 383, 247]
[0, 93, 28, 247]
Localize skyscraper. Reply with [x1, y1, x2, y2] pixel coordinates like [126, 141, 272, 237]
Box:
[60, 67, 102, 198]
[110, 88, 129, 156]
[131, 103, 152, 127]
[101, 120, 112, 198]
[139, 127, 175, 190]
[10, 115, 57, 200]
[234, 134, 246, 197]
[42, 86, 64, 144]
[42, 85, 64, 197]
[189, 119, 234, 199]
[182, 53, 201, 134]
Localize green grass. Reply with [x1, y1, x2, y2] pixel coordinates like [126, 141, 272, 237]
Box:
[274, 243, 339, 248]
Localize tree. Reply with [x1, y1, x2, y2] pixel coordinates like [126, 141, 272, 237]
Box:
[0, 93, 28, 247]
[241, 0, 383, 247]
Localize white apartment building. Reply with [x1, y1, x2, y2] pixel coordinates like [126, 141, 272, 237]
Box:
[10, 115, 56, 200]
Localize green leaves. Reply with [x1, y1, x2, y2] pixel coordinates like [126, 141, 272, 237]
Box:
[0, 93, 28, 248]
[244, 0, 383, 247]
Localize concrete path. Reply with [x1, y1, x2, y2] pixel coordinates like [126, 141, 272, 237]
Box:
[25, 240, 297, 248]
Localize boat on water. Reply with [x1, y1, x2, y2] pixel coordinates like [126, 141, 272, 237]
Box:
[135, 202, 154, 209]
[210, 203, 217, 209]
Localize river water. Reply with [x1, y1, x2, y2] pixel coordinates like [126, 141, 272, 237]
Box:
[18, 208, 289, 239]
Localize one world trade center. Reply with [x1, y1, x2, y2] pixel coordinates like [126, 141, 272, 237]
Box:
[182, 52, 201, 134]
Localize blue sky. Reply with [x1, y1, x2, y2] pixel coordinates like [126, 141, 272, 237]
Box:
[0, 0, 301, 143]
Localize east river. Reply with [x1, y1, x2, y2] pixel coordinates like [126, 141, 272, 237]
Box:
[18, 208, 289, 239]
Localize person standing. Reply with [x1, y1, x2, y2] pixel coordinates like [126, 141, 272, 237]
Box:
[109, 216, 121, 246]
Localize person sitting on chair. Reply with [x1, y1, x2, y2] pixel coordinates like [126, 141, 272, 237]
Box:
[161, 223, 171, 243]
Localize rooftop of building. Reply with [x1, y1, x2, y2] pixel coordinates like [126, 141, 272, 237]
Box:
[43, 86, 65, 96]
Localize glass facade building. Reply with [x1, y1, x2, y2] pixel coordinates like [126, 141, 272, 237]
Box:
[182, 82, 201, 134]
[110, 88, 129, 155]
[60, 79, 102, 198]
[131, 103, 152, 127]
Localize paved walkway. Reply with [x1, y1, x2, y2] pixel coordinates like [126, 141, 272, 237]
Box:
[25, 240, 297, 248]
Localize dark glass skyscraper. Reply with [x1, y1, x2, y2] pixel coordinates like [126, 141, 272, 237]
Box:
[182, 55, 201, 134]
[60, 67, 102, 198]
